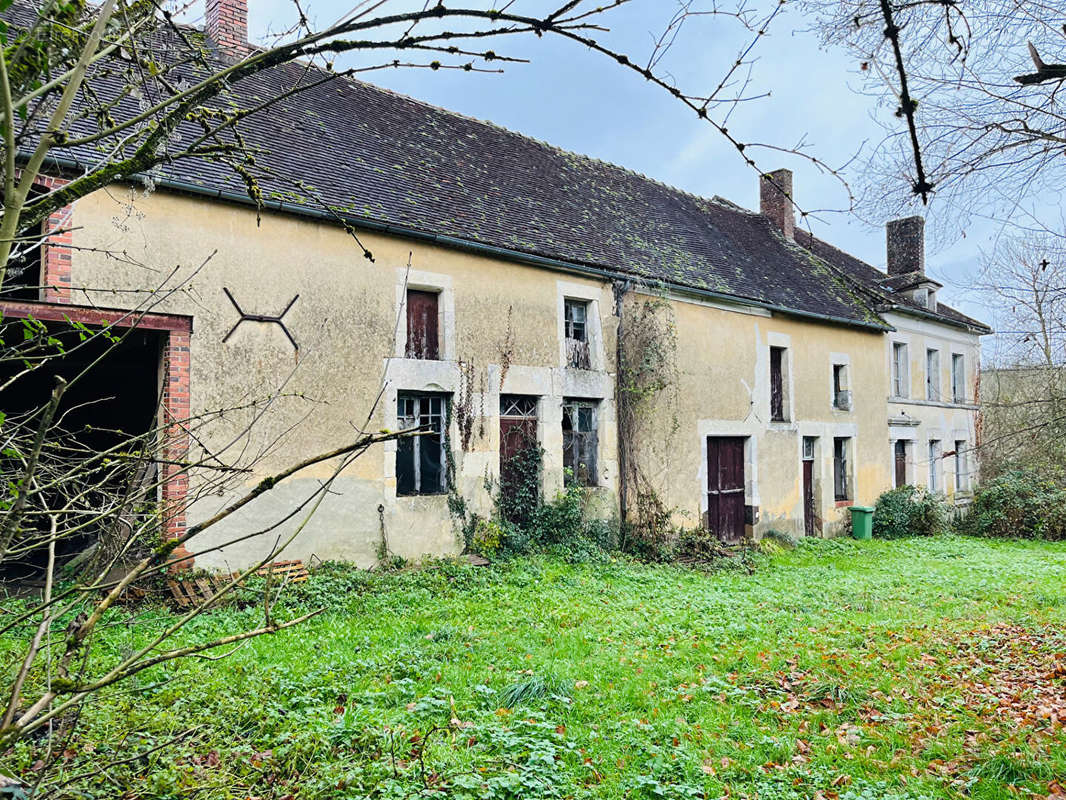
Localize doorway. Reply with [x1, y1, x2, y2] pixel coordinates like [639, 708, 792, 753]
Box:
[802, 436, 819, 536]
[499, 395, 539, 526]
[894, 440, 908, 487]
[706, 436, 746, 543]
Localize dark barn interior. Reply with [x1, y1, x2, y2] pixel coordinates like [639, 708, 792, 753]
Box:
[0, 318, 164, 580]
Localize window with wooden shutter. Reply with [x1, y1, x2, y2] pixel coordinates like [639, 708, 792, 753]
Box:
[951, 354, 965, 403]
[405, 289, 439, 360]
[928, 439, 941, 491]
[833, 437, 851, 501]
[926, 349, 940, 400]
[770, 346, 786, 421]
[892, 342, 909, 398]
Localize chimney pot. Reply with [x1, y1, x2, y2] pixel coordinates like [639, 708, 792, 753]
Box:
[886, 216, 925, 276]
[206, 0, 247, 53]
[760, 169, 794, 242]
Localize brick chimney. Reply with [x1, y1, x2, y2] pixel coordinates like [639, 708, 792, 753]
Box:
[760, 169, 794, 242]
[886, 216, 925, 276]
[206, 0, 247, 53]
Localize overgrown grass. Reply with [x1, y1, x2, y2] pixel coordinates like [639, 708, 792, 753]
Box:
[3, 535, 1065, 799]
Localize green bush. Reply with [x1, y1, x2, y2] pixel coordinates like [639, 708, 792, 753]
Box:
[872, 485, 949, 539]
[960, 470, 1066, 540]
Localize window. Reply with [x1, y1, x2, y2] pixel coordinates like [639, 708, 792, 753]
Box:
[926, 348, 940, 401]
[892, 342, 909, 398]
[802, 436, 816, 461]
[833, 364, 851, 410]
[562, 399, 598, 486]
[770, 346, 787, 421]
[405, 289, 439, 360]
[564, 299, 591, 369]
[951, 354, 965, 404]
[954, 440, 967, 492]
[833, 437, 851, 501]
[396, 393, 447, 495]
[928, 439, 941, 492]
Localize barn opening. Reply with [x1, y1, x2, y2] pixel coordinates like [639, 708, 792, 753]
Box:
[0, 316, 165, 579]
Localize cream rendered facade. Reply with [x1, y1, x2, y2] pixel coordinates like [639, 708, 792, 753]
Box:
[58, 182, 973, 568]
[634, 289, 892, 538]
[71, 188, 621, 569]
[884, 310, 982, 504]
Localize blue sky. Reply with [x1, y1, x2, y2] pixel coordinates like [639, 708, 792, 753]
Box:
[198, 0, 1001, 321]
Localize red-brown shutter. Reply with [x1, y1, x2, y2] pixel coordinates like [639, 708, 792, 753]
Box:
[406, 290, 439, 359]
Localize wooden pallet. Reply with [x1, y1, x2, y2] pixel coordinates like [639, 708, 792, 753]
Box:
[166, 574, 229, 609]
[253, 559, 309, 584]
[166, 559, 309, 608]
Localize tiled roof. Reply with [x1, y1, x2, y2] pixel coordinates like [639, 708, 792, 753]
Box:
[11, 2, 980, 332]
[794, 230, 990, 333]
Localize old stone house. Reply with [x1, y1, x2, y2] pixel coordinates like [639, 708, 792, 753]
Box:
[0, 0, 988, 569]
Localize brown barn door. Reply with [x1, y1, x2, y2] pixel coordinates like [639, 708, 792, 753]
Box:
[706, 437, 746, 543]
[894, 440, 907, 487]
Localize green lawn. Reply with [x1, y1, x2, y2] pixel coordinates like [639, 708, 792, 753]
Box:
[5, 536, 1066, 799]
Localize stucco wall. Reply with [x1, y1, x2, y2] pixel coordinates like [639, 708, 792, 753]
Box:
[626, 290, 892, 537]
[70, 187, 618, 568]
[65, 185, 977, 566]
[883, 311, 983, 502]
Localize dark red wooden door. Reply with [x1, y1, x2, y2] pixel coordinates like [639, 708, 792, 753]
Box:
[406, 290, 439, 359]
[706, 437, 746, 543]
[894, 440, 907, 487]
[500, 397, 538, 524]
[803, 458, 817, 536]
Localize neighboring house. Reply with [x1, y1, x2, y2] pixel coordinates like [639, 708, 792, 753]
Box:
[0, 0, 989, 568]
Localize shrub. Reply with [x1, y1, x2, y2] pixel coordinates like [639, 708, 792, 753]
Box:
[960, 470, 1066, 540]
[872, 486, 949, 539]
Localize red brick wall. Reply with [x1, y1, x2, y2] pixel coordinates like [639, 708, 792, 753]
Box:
[22, 173, 73, 302]
[206, 0, 248, 53]
[161, 329, 193, 567]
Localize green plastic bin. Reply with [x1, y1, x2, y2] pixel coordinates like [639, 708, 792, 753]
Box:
[849, 506, 874, 540]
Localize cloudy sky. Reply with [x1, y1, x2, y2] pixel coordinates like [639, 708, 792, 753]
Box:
[191, 0, 1005, 321]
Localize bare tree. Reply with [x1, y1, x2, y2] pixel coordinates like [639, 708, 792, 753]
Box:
[975, 231, 1066, 476]
[802, 0, 1066, 237]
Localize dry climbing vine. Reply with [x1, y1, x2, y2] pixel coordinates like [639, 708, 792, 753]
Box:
[454, 359, 485, 452]
[615, 283, 681, 552]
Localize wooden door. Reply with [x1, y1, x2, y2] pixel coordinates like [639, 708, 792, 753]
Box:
[803, 458, 817, 536]
[500, 396, 538, 524]
[894, 440, 907, 487]
[706, 437, 746, 543]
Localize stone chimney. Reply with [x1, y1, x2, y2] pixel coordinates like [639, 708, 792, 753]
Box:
[886, 216, 925, 276]
[206, 0, 247, 53]
[760, 169, 794, 242]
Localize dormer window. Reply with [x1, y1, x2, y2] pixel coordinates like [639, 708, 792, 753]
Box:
[564, 299, 591, 369]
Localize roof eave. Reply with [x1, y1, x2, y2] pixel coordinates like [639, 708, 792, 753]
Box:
[881, 303, 992, 335]
[117, 167, 893, 334]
